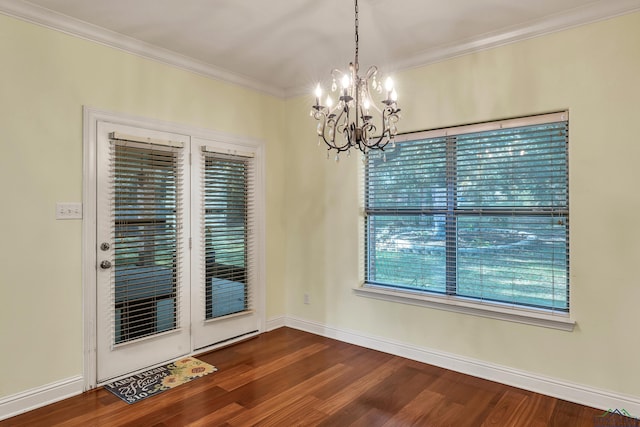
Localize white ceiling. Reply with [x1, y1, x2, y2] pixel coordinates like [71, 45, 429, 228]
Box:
[2, 0, 639, 97]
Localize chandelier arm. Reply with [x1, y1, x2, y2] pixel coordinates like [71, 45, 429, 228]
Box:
[364, 65, 378, 80]
[365, 87, 384, 115]
[330, 123, 354, 152]
[316, 123, 351, 152]
[319, 133, 352, 152]
[363, 133, 388, 150]
[380, 105, 393, 135]
[336, 108, 350, 139]
[323, 107, 355, 153]
[316, 113, 352, 153]
[362, 107, 395, 149]
[314, 110, 330, 141]
[363, 122, 377, 140]
[332, 107, 346, 133]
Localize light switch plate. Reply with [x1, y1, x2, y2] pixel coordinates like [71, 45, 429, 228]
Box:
[56, 202, 83, 220]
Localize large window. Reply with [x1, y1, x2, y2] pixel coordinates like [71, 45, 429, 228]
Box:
[364, 112, 569, 313]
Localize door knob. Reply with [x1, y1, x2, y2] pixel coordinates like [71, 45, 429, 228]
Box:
[100, 260, 112, 269]
[100, 242, 110, 251]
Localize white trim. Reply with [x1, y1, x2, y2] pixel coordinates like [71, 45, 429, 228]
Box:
[354, 285, 575, 332]
[1, 0, 638, 99]
[82, 107, 98, 392]
[266, 316, 287, 331]
[254, 144, 267, 338]
[0, 0, 283, 98]
[276, 316, 640, 417]
[0, 376, 83, 422]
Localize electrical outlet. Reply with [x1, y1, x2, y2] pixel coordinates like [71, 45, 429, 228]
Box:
[56, 202, 83, 220]
[304, 293, 310, 305]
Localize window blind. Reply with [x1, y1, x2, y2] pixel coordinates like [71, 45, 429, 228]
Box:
[110, 139, 184, 344]
[201, 150, 254, 319]
[365, 112, 569, 312]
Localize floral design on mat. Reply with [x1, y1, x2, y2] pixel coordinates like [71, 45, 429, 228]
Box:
[104, 357, 217, 404]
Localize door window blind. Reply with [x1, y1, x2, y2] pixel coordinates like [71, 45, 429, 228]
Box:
[201, 149, 254, 319]
[110, 138, 184, 344]
[365, 112, 569, 311]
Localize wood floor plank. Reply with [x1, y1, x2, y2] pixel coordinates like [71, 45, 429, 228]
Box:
[382, 389, 446, 426]
[230, 347, 352, 410]
[311, 345, 395, 401]
[312, 356, 406, 416]
[215, 342, 328, 391]
[252, 395, 323, 427]
[316, 365, 440, 426]
[183, 403, 246, 427]
[350, 408, 396, 427]
[0, 328, 607, 427]
[480, 389, 530, 427]
[227, 363, 349, 425]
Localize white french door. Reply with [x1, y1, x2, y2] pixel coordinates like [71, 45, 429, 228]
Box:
[96, 122, 191, 381]
[190, 138, 261, 349]
[94, 120, 262, 383]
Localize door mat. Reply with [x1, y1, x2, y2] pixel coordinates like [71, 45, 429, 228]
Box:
[104, 357, 217, 404]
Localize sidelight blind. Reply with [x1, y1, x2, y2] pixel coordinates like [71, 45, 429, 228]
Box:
[110, 137, 184, 344]
[201, 148, 255, 319]
[365, 112, 569, 311]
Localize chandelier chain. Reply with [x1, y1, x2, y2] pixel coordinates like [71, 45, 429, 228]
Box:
[354, 0, 359, 67]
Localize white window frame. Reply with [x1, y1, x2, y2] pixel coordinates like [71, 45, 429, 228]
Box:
[356, 111, 575, 331]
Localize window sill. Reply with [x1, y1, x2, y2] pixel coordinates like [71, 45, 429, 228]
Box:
[353, 284, 575, 332]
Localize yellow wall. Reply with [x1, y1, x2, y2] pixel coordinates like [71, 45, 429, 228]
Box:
[284, 12, 640, 398]
[2, 6, 640, 405]
[0, 14, 287, 397]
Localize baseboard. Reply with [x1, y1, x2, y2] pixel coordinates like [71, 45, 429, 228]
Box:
[0, 376, 84, 421]
[279, 315, 640, 417]
[265, 315, 286, 331]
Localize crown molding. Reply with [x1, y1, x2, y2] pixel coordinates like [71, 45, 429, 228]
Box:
[283, 0, 640, 98]
[395, 0, 640, 71]
[0, 0, 285, 98]
[1, 0, 638, 100]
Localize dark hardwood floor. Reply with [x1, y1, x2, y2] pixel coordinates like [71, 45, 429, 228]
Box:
[1, 327, 625, 426]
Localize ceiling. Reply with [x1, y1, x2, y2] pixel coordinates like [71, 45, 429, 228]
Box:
[2, 0, 639, 97]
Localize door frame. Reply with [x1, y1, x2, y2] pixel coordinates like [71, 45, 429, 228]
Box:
[82, 106, 266, 390]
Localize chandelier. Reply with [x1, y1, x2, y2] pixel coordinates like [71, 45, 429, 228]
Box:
[311, 0, 401, 160]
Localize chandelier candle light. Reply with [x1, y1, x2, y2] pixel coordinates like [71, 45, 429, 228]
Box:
[311, 0, 401, 161]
